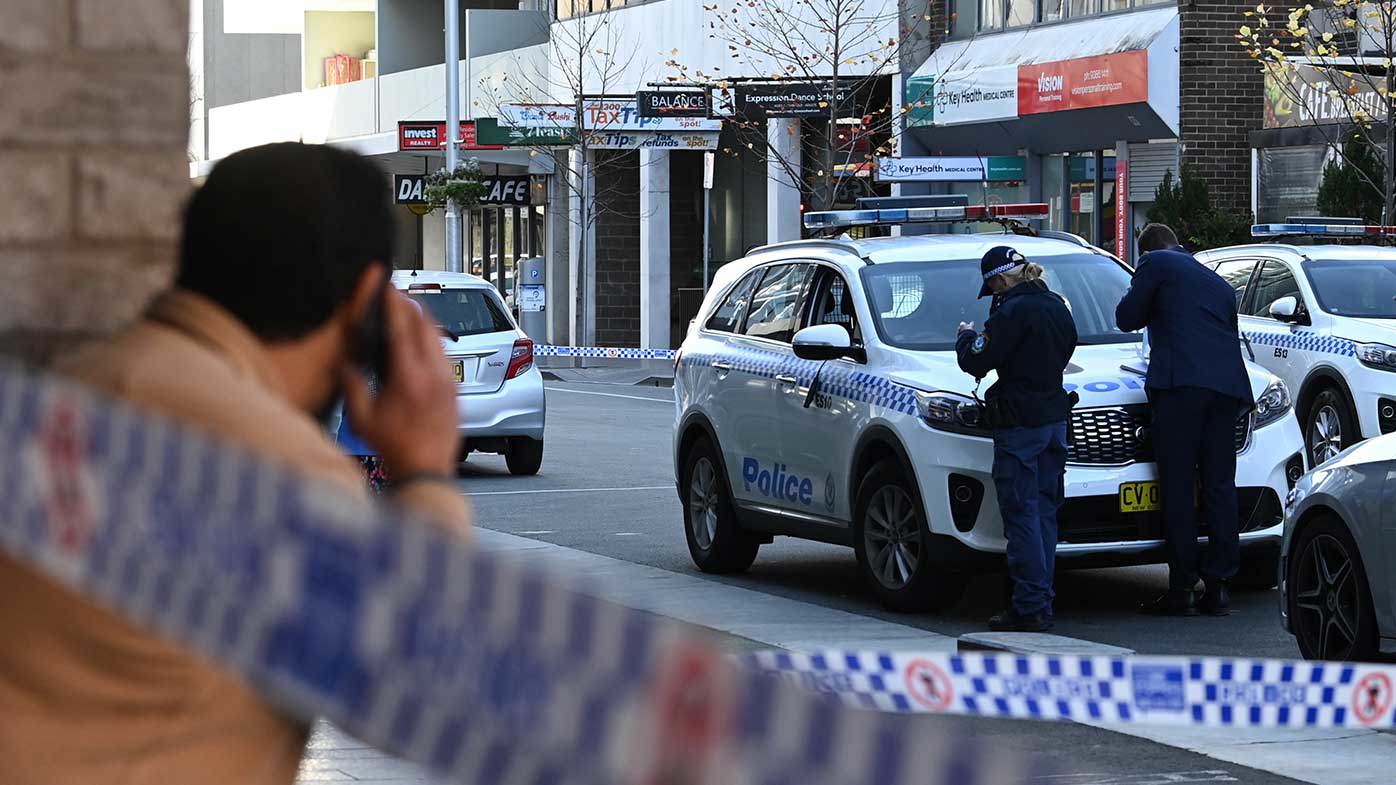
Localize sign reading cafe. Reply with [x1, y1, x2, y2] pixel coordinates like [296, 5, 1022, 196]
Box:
[393, 173, 532, 206]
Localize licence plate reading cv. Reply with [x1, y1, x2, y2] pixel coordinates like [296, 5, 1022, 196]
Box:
[1119, 481, 1161, 513]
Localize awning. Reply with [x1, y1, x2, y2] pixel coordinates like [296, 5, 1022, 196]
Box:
[904, 7, 1179, 154]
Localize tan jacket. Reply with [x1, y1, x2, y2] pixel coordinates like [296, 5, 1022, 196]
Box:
[0, 291, 470, 785]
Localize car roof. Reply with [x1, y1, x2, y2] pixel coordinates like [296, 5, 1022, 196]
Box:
[753, 231, 1109, 266]
[1197, 243, 1396, 263]
[390, 269, 493, 289]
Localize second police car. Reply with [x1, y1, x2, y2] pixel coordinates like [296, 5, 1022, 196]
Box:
[1196, 219, 1396, 468]
[673, 198, 1306, 612]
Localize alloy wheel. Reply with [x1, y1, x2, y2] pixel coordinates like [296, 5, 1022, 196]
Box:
[863, 485, 921, 590]
[1308, 404, 1344, 465]
[1293, 533, 1362, 660]
[688, 456, 719, 551]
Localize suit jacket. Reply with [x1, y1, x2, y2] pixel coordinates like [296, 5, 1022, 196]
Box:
[1115, 246, 1254, 406]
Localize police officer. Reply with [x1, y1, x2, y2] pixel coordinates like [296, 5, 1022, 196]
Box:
[1116, 223, 1254, 617]
[956, 246, 1078, 632]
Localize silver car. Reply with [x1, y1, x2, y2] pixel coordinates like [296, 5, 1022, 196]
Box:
[393, 270, 546, 475]
[1280, 432, 1396, 660]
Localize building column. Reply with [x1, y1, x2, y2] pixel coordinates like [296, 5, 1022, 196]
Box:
[639, 148, 671, 349]
[568, 147, 597, 347]
[546, 173, 570, 346]
[767, 117, 802, 244]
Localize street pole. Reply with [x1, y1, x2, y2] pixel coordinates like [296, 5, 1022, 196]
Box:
[702, 150, 714, 292]
[443, 0, 462, 273]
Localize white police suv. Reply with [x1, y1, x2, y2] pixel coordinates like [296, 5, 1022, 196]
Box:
[1197, 220, 1396, 469]
[673, 198, 1306, 612]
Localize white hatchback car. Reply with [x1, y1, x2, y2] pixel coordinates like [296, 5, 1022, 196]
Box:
[393, 270, 545, 475]
[673, 207, 1306, 611]
[1197, 223, 1396, 468]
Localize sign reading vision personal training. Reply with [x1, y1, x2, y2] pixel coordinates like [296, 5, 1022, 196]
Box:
[393, 173, 533, 206]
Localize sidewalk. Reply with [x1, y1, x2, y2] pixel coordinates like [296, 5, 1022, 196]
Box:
[537, 356, 674, 387]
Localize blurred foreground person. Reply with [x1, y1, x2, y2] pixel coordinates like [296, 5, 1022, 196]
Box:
[0, 143, 469, 785]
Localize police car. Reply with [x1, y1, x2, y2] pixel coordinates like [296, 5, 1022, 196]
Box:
[1196, 220, 1396, 469]
[673, 198, 1306, 611]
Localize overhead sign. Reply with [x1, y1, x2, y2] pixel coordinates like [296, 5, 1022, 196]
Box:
[583, 131, 721, 150]
[392, 173, 533, 206]
[1018, 50, 1148, 115]
[932, 64, 1019, 125]
[875, 156, 1026, 182]
[396, 121, 503, 152]
[904, 75, 935, 128]
[500, 101, 721, 132]
[474, 117, 575, 146]
[637, 90, 710, 118]
[1263, 61, 1386, 128]
[735, 82, 856, 119]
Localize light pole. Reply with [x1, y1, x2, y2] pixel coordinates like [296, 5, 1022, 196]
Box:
[444, 0, 462, 273]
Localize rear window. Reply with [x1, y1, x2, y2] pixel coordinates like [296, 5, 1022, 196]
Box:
[406, 288, 512, 337]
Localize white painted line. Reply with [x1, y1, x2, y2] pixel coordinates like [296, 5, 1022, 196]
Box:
[613, 532, 640, 537]
[467, 485, 671, 497]
[545, 386, 674, 403]
[1034, 772, 1237, 784]
[516, 530, 556, 535]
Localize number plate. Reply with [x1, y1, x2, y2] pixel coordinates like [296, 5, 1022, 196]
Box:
[1119, 481, 1161, 513]
[451, 360, 465, 383]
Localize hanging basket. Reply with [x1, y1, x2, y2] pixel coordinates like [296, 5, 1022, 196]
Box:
[423, 159, 487, 211]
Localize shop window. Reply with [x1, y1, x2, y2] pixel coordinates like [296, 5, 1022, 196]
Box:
[1256, 146, 1328, 223]
[1006, 0, 1035, 27]
[1102, 0, 1130, 12]
[1068, 0, 1097, 18]
[1042, 0, 1067, 22]
[303, 10, 376, 90]
[979, 0, 1004, 30]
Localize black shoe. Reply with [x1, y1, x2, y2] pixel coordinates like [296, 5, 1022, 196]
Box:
[1138, 590, 1198, 616]
[988, 609, 1054, 632]
[1198, 582, 1231, 616]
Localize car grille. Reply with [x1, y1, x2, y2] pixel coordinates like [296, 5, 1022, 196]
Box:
[1067, 406, 1252, 465]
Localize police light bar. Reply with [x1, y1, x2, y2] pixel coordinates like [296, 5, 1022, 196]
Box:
[802, 202, 1048, 230]
[1251, 222, 1396, 237]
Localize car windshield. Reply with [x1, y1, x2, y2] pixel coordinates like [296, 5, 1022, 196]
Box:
[405, 287, 513, 337]
[860, 252, 1138, 351]
[1303, 259, 1396, 318]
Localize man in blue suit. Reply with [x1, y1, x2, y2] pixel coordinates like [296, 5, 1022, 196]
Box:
[1116, 223, 1255, 616]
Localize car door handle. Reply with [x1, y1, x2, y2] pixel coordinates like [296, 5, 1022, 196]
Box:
[711, 361, 732, 371]
[775, 374, 799, 385]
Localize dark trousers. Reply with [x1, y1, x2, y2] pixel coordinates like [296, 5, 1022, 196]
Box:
[1151, 386, 1243, 591]
[991, 421, 1069, 616]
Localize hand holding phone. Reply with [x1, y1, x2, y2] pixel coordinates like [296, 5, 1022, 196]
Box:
[342, 290, 459, 478]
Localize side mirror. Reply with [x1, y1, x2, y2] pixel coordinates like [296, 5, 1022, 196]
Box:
[792, 324, 864, 362]
[1269, 296, 1300, 322]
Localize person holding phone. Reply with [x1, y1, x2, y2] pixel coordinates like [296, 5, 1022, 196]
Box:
[0, 143, 469, 785]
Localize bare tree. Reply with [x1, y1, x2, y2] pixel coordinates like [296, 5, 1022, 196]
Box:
[1242, 1, 1396, 222]
[477, 10, 648, 346]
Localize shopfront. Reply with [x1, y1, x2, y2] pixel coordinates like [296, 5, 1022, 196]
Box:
[899, 5, 1181, 263]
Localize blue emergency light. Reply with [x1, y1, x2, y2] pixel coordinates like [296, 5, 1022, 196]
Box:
[803, 196, 1049, 230]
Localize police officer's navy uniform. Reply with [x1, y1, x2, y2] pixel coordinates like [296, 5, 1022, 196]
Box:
[956, 247, 1077, 630]
[1115, 245, 1254, 615]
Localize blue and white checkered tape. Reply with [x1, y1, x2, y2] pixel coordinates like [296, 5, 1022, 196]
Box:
[681, 344, 919, 416]
[1244, 329, 1357, 358]
[0, 364, 1037, 785]
[750, 651, 1396, 729]
[536, 345, 678, 360]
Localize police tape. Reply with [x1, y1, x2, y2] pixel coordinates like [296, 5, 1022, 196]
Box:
[536, 344, 678, 360]
[0, 365, 1039, 785]
[750, 650, 1396, 729]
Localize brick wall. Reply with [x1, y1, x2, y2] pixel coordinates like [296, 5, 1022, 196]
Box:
[593, 150, 640, 347]
[0, 0, 189, 366]
[1180, 0, 1260, 213]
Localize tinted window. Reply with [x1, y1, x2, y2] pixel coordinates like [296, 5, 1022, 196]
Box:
[805, 269, 863, 345]
[406, 288, 512, 337]
[704, 271, 759, 332]
[1247, 261, 1304, 318]
[743, 264, 814, 343]
[861, 253, 1136, 351]
[1213, 259, 1257, 309]
[1303, 258, 1396, 318]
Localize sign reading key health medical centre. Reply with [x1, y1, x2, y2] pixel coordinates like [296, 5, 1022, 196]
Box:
[876, 156, 1026, 183]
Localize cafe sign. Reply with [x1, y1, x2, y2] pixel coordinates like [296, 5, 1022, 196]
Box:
[393, 173, 533, 206]
[1264, 61, 1387, 128]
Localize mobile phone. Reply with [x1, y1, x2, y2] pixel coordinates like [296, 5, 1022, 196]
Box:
[353, 276, 393, 387]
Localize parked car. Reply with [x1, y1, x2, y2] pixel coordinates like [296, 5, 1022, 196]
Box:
[394, 270, 545, 475]
[1280, 432, 1395, 660]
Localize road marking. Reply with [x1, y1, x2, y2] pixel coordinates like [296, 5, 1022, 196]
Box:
[516, 530, 556, 535]
[467, 485, 672, 497]
[1034, 772, 1238, 784]
[545, 386, 674, 403]
[614, 532, 640, 537]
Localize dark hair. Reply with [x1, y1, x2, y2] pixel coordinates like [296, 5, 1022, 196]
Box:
[176, 142, 394, 342]
[1137, 223, 1179, 254]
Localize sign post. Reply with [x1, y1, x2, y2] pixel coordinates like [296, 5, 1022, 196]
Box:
[443, 0, 462, 273]
[703, 151, 714, 292]
[1115, 160, 1129, 263]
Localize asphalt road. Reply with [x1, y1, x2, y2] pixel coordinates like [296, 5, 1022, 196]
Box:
[454, 380, 1321, 785]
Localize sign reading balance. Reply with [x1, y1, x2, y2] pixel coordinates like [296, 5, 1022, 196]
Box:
[396, 120, 503, 152]
[1018, 50, 1148, 115]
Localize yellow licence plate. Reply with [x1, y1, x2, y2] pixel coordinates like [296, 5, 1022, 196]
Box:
[1119, 481, 1161, 513]
[451, 360, 465, 383]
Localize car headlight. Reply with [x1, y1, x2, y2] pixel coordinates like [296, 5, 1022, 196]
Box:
[915, 390, 989, 436]
[1356, 342, 1396, 372]
[1254, 378, 1292, 429]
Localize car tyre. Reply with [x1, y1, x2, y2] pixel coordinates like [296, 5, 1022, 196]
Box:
[681, 438, 759, 573]
[1288, 514, 1379, 661]
[1305, 388, 1358, 467]
[853, 459, 965, 613]
[505, 437, 544, 476]
[1231, 544, 1281, 591]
